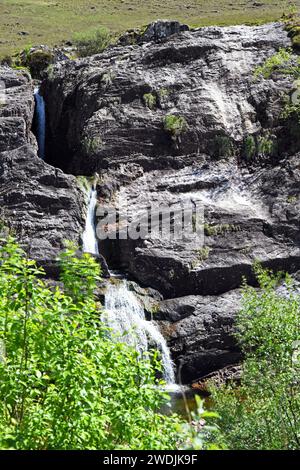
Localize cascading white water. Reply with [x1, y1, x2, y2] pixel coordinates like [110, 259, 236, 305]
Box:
[81, 187, 176, 385]
[34, 87, 46, 160]
[105, 280, 175, 384]
[82, 188, 99, 256]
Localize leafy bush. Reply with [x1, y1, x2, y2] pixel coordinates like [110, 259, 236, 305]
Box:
[0, 238, 184, 450]
[26, 50, 54, 79]
[143, 93, 157, 110]
[163, 114, 188, 140]
[212, 265, 300, 450]
[244, 135, 256, 160]
[257, 133, 277, 157]
[82, 136, 103, 156]
[254, 48, 293, 79]
[213, 135, 234, 159]
[73, 27, 111, 58]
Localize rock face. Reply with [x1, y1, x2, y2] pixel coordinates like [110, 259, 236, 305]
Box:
[43, 22, 293, 174]
[40, 22, 300, 382]
[157, 290, 242, 383]
[2, 22, 300, 383]
[0, 66, 86, 274]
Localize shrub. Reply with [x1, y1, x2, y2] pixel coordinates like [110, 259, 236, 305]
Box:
[163, 114, 188, 140]
[143, 93, 157, 110]
[27, 50, 54, 79]
[191, 246, 211, 268]
[213, 135, 234, 159]
[0, 238, 183, 450]
[73, 27, 111, 58]
[15, 47, 54, 79]
[257, 133, 277, 157]
[244, 135, 256, 160]
[82, 136, 103, 156]
[212, 265, 300, 450]
[283, 7, 300, 51]
[204, 224, 240, 237]
[254, 48, 293, 79]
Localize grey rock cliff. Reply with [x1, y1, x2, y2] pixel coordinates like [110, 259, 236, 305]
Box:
[2, 22, 300, 382]
[41, 22, 300, 381]
[0, 66, 86, 274]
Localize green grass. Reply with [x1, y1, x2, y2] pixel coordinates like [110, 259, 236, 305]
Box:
[0, 1, 299, 57]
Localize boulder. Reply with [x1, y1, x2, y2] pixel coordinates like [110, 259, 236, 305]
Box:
[155, 290, 242, 383]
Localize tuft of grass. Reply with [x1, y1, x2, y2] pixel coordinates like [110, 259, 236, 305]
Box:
[244, 135, 256, 160]
[204, 223, 240, 236]
[213, 135, 234, 159]
[163, 114, 188, 140]
[254, 48, 293, 79]
[143, 93, 157, 110]
[73, 27, 112, 57]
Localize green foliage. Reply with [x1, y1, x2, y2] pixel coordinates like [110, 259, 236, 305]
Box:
[163, 114, 188, 140]
[254, 48, 293, 79]
[287, 195, 298, 204]
[281, 81, 300, 124]
[13, 47, 54, 79]
[73, 27, 111, 58]
[283, 7, 300, 51]
[143, 93, 157, 110]
[0, 238, 183, 450]
[180, 396, 224, 450]
[82, 136, 103, 156]
[257, 132, 277, 157]
[204, 224, 240, 237]
[213, 135, 234, 159]
[26, 50, 54, 79]
[45, 64, 55, 81]
[212, 265, 300, 450]
[244, 135, 256, 160]
[191, 246, 211, 268]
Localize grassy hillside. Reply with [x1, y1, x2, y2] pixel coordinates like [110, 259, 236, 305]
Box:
[0, 1, 299, 57]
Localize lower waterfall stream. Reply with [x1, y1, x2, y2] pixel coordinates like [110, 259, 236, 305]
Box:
[104, 280, 175, 384]
[82, 188, 100, 256]
[82, 185, 176, 385]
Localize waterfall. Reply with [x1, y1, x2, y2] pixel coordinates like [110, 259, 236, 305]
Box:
[34, 87, 46, 160]
[105, 280, 175, 384]
[81, 186, 176, 385]
[82, 188, 99, 256]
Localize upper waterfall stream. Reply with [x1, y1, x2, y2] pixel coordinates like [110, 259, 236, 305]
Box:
[34, 87, 46, 160]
